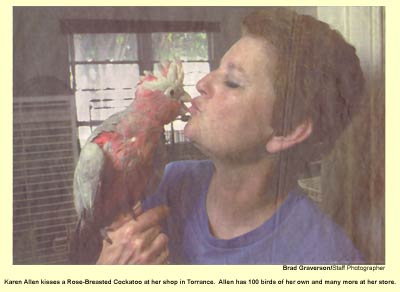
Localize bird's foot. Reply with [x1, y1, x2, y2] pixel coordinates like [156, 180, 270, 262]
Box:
[129, 209, 137, 221]
[100, 227, 113, 244]
[130, 201, 142, 221]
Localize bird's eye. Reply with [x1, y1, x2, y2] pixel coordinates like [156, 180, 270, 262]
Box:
[169, 89, 175, 96]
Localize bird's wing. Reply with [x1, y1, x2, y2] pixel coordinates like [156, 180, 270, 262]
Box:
[86, 108, 129, 143]
[142, 133, 168, 197]
[73, 142, 105, 220]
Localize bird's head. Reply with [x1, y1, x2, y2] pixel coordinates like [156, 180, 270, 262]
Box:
[138, 60, 191, 111]
[135, 60, 191, 124]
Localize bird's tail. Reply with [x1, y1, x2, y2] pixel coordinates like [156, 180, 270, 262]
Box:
[69, 218, 103, 264]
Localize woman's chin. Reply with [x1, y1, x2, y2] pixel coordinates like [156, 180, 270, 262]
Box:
[183, 121, 196, 141]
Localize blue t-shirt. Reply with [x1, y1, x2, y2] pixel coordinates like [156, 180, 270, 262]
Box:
[143, 160, 363, 264]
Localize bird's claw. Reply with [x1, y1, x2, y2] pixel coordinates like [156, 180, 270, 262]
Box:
[130, 202, 142, 221]
[100, 227, 113, 244]
[130, 208, 138, 221]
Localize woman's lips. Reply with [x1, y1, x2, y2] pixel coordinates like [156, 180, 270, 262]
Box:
[177, 100, 199, 122]
[188, 100, 200, 116]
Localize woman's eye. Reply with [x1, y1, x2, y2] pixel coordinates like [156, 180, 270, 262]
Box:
[224, 80, 241, 89]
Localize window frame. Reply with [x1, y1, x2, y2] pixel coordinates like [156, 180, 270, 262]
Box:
[61, 18, 219, 148]
[61, 18, 219, 80]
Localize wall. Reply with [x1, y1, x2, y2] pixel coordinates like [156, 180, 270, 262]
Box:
[317, 7, 385, 263]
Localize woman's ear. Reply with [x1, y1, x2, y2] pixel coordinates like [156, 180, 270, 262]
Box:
[266, 119, 313, 154]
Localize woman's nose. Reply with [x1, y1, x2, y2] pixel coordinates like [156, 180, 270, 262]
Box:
[196, 72, 212, 97]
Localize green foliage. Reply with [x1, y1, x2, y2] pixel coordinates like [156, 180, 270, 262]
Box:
[74, 34, 137, 61]
[152, 32, 208, 61]
[75, 33, 208, 62]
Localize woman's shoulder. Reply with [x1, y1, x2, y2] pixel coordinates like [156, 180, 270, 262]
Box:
[284, 190, 364, 263]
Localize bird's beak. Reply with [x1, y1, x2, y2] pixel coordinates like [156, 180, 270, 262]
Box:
[178, 91, 191, 119]
[179, 91, 192, 102]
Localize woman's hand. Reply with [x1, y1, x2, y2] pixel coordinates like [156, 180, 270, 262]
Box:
[96, 205, 169, 264]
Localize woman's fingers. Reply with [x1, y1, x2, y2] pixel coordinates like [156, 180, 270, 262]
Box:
[96, 205, 170, 265]
[127, 232, 169, 264]
[105, 205, 168, 242]
[149, 233, 170, 264]
[151, 239, 170, 265]
[96, 238, 124, 264]
[134, 205, 169, 232]
[117, 225, 162, 264]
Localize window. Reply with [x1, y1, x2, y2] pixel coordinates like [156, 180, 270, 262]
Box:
[63, 19, 219, 149]
[70, 33, 141, 147]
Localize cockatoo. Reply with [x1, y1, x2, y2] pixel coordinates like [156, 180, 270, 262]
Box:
[71, 60, 190, 263]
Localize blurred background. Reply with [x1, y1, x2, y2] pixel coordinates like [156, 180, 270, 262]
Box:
[13, 6, 384, 264]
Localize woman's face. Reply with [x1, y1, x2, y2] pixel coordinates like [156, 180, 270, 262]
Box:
[184, 36, 278, 162]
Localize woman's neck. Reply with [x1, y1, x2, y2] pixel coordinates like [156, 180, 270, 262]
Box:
[206, 156, 287, 239]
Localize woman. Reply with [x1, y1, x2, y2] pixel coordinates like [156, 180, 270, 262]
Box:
[96, 8, 365, 264]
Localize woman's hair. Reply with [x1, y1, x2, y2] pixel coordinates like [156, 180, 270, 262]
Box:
[242, 8, 365, 187]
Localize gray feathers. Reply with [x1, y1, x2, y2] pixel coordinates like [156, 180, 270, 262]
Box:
[87, 108, 129, 142]
[73, 142, 105, 219]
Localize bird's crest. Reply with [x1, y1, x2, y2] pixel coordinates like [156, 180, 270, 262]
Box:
[139, 59, 190, 102]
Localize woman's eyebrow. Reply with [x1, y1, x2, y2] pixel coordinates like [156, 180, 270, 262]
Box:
[227, 62, 246, 75]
